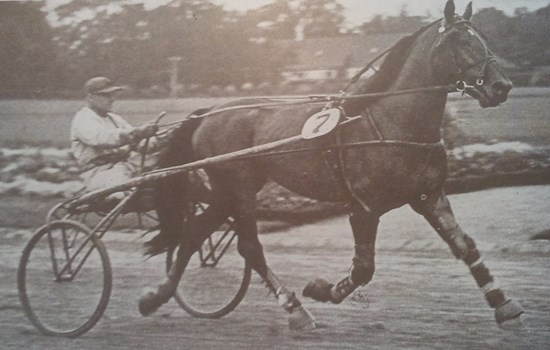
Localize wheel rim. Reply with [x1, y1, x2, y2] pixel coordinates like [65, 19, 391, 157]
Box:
[18, 220, 112, 337]
[171, 229, 251, 318]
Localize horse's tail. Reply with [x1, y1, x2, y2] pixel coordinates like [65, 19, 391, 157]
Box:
[144, 110, 206, 256]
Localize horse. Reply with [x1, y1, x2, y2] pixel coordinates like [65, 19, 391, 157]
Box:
[139, 0, 523, 330]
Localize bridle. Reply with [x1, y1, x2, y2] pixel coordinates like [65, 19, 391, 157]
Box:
[331, 18, 499, 212]
[434, 18, 496, 94]
[338, 17, 496, 102]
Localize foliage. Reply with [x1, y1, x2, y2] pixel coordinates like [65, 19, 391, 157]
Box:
[1, 1, 550, 98]
[358, 14, 429, 34]
[244, 0, 346, 40]
[52, 0, 293, 90]
[472, 5, 550, 66]
[0, 1, 60, 97]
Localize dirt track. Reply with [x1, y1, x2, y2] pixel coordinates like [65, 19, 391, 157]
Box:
[1, 186, 549, 349]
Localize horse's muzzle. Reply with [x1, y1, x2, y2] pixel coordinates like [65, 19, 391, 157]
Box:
[489, 80, 512, 104]
[473, 79, 512, 108]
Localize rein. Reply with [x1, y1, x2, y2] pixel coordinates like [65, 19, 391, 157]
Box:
[159, 17, 494, 130]
[147, 113, 443, 174]
[158, 84, 457, 129]
[149, 18, 492, 173]
[71, 17, 496, 207]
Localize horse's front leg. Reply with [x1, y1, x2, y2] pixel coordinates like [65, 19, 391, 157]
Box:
[303, 201, 378, 304]
[410, 188, 524, 325]
[233, 193, 316, 330]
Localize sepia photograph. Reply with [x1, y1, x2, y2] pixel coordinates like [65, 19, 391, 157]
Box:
[1, 0, 549, 348]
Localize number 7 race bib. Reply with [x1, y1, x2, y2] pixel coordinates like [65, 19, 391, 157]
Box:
[300, 108, 341, 140]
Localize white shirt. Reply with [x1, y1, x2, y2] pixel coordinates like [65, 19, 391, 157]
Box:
[70, 107, 133, 167]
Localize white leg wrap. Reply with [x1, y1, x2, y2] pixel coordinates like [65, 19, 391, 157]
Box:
[481, 281, 499, 295]
[468, 257, 484, 269]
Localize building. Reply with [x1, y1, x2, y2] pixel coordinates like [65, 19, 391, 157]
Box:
[278, 34, 404, 83]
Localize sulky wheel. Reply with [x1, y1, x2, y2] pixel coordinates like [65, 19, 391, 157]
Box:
[167, 210, 251, 319]
[18, 220, 112, 337]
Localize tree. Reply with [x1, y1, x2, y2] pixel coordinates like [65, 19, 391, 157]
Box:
[245, 0, 347, 40]
[54, 0, 288, 90]
[472, 8, 514, 58]
[54, 2, 155, 88]
[296, 0, 347, 38]
[527, 5, 550, 65]
[0, 1, 59, 97]
[472, 5, 550, 66]
[358, 12, 429, 34]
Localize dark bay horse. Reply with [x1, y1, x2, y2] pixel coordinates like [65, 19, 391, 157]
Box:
[140, 0, 523, 329]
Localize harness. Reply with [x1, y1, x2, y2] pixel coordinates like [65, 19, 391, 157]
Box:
[69, 18, 496, 209]
[325, 109, 383, 213]
[318, 18, 495, 212]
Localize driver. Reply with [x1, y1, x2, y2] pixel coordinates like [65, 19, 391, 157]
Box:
[70, 76, 159, 202]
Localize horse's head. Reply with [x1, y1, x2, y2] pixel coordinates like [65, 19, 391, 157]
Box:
[430, 0, 512, 107]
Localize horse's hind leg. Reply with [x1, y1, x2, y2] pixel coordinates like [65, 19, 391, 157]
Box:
[229, 181, 316, 330]
[139, 202, 231, 316]
[303, 201, 379, 303]
[409, 188, 524, 326]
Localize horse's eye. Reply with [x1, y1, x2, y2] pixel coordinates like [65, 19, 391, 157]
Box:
[460, 38, 472, 46]
[453, 33, 472, 47]
[447, 30, 460, 41]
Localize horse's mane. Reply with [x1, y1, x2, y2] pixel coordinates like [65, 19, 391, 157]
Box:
[359, 35, 420, 94]
[342, 20, 441, 114]
[353, 20, 441, 95]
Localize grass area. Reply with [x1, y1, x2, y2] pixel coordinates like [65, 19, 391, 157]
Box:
[0, 195, 60, 228]
[0, 88, 549, 148]
[0, 98, 232, 148]
[450, 90, 550, 146]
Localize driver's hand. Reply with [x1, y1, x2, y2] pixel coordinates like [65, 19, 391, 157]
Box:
[137, 122, 158, 138]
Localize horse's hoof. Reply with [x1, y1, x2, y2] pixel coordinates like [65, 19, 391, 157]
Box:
[303, 278, 333, 302]
[289, 306, 316, 331]
[495, 299, 524, 326]
[138, 289, 160, 317]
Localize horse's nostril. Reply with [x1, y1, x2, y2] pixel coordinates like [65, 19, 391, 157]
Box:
[491, 81, 512, 100]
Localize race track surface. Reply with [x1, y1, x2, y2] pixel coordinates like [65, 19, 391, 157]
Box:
[1, 186, 549, 349]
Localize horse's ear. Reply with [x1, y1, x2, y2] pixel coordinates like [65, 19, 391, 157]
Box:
[444, 0, 455, 23]
[463, 2, 473, 20]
